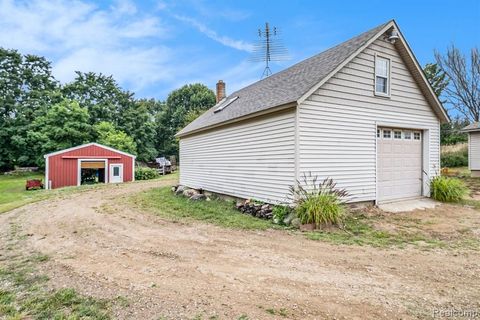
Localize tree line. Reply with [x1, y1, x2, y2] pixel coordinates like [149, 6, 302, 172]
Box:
[0, 48, 216, 171]
[1, 44, 478, 170]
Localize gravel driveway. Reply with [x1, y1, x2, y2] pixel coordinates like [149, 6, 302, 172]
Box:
[0, 177, 479, 319]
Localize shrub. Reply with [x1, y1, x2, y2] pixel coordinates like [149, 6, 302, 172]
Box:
[272, 205, 292, 225]
[135, 167, 159, 180]
[289, 173, 348, 227]
[441, 151, 468, 168]
[441, 144, 468, 168]
[430, 176, 468, 202]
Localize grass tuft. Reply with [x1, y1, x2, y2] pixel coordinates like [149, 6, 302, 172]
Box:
[430, 176, 468, 202]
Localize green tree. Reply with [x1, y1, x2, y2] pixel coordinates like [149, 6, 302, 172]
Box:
[118, 99, 159, 161]
[94, 121, 137, 155]
[27, 99, 93, 166]
[423, 63, 449, 100]
[156, 83, 215, 155]
[62, 71, 134, 125]
[0, 48, 59, 169]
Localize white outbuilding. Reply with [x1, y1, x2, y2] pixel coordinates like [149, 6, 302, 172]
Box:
[462, 123, 480, 177]
[176, 20, 449, 204]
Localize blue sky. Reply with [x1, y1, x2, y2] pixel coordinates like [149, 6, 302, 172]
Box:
[0, 0, 478, 100]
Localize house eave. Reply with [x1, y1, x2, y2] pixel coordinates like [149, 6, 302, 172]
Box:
[175, 102, 297, 139]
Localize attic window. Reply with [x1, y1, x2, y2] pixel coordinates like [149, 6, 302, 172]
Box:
[214, 96, 239, 113]
[375, 56, 390, 96]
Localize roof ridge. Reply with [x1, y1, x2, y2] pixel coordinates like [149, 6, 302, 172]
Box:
[227, 20, 392, 98]
[177, 19, 394, 137]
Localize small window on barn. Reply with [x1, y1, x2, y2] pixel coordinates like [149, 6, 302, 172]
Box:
[383, 129, 391, 139]
[375, 56, 390, 96]
[113, 166, 120, 176]
[414, 132, 421, 140]
[404, 131, 412, 140]
[394, 130, 402, 139]
[377, 129, 381, 138]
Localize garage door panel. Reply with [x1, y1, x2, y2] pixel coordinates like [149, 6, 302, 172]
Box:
[378, 128, 422, 202]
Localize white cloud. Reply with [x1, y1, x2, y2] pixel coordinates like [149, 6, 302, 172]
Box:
[112, 0, 137, 15]
[0, 0, 169, 91]
[173, 14, 254, 52]
[0, 0, 260, 99]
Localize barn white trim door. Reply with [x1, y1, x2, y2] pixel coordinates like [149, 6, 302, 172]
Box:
[109, 164, 124, 183]
[377, 128, 423, 203]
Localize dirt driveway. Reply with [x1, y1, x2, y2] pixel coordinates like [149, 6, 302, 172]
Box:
[1, 177, 479, 319]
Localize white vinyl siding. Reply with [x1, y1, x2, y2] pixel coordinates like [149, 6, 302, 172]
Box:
[298, 37, 440, 203]
[179, 109, 296, 203]
[469, 132, 480, 170]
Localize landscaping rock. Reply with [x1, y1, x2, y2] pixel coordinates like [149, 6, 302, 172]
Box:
[189, 194, 206, 201]
[283, 211, 296, 226]
[175, 185, 186, 195]
[291, 218, 301, 228]
[183, 188, 199, 198]
[235, 200, 274, 219]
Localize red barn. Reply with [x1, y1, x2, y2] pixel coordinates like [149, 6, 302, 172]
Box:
[44, 143, 136, 189]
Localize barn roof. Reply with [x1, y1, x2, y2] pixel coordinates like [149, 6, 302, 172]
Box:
[43, 143, 136, 158]
[176, 19, 449, 138]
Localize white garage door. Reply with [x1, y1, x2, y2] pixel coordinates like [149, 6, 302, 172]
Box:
[377, 128, 423, 203]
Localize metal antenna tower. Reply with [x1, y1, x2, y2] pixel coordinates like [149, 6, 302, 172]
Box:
[250, 22, 289, 79]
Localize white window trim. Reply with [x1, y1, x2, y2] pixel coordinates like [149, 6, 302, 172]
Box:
[382, 129, 392, 139]
[77, 159, 108, 186]
[393, 130, 402, 139]
[374, 53, 391, 97]
[404, 130, 412, 140]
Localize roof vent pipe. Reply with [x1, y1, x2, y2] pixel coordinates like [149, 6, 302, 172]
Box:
[216, 80, 226, 103]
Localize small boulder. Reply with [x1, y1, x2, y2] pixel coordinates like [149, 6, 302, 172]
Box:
[283, 211, 296, 226]
[189, 194, 206, 201]
[261, 204, 271, 211]
[183, 188, 199, 197]
[291, 218, 301, 228]
[175, 185, 186, 195]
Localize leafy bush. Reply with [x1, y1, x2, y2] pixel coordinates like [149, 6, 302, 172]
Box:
[289, 173, 349, 227]
[430, 176, 468, 202]
[272, 205, 292, 225]
[441, 149, 468, 168]
[135, 167, 159, 180]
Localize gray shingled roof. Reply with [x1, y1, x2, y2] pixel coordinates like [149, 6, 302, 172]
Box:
[462, 122, 480, 132]
[177, 20, 392, 137]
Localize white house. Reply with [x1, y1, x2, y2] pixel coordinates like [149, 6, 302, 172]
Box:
[462, 123, 480, 177]
[176, 20, 449, 204]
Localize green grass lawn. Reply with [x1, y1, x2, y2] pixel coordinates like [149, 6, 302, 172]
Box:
[0, 172, 50, 214]
[130, 185, 479, 250]
[130, 187, 275, 230]
[0, 171, 178, 214]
